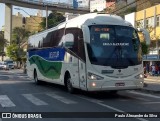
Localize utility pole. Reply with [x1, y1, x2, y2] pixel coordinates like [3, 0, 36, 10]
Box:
[46, 5, 48, 29]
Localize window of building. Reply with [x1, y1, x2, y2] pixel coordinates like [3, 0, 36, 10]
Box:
[157, 15, 160, 27]
[146, 17, 154, 28]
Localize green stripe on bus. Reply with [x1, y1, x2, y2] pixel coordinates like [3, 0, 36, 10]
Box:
[29, 56, 62, 79]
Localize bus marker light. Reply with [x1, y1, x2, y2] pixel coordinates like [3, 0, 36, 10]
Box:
[92, 82, 96, 87]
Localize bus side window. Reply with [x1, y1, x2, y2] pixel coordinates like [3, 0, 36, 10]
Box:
[65, 28, 76, 52]
[78, 29, 86, 62]
[64, 34, 74, 48]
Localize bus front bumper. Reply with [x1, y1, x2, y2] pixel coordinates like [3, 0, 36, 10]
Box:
[86, 79, 144, 91]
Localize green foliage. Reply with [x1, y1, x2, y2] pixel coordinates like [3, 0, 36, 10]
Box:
[12, 27, 30, 44]
[0, 32, 8, 60]
[6, 44, 26, 62]
[0, 32, 8, 50]
[93, 9, 98, 12]
[141, 42, 149, 55]
[7, 27, 30, 63]
[118, 7, 136, 17]
[40, 11, 65, 29]
[6, 44, 18, 61]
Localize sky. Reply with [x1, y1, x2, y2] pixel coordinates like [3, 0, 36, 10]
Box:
[0, 0, 69, 30]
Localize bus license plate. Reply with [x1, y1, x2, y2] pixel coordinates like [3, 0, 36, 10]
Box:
[115, 83, 125, 86]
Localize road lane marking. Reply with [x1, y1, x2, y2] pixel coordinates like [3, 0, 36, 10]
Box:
[79, 96, 148, 121]
[97, 103, 148, 121]
[128, 91, 160, 99]
[46, 93, 77, 104]
[134, 97, 151, 102]
[143, 102, 160, 104]
[22, 94, 48, 106]
[0, 95, 16, 107]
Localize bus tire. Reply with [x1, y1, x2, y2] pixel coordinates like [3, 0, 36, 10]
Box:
[66, 77, 74, 94]
[110, 90, 118, 94]
[34, 70, 40, 85]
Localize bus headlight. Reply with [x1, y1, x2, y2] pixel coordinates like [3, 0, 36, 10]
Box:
[88, 72, 104, 80]
[135, 74, 144, 79]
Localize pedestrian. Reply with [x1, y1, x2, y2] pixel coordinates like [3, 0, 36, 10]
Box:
[155, 65, 159, 76]
[144, 66, 146, 74]
[152, 65, 155, 76]
[146, 64, 149, 73]
[158, 64, 160, 76]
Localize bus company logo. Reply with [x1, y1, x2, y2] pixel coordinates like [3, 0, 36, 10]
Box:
[118, 70, 121, 73]
[49, 51, 59, 59]
[103, 43, 129, 46]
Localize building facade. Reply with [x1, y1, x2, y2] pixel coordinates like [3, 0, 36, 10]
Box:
[12, 12, 24, 29]
[90, 0, 106, 12]
[125, 4, 160, 65]
[25, 15, 43, 33]
[136, 0, 160, 11]
[106, 0, 136, 14]
[77, 0, 89, 8]
[7, 12, 43, 33]
[106, 0, 116, 13]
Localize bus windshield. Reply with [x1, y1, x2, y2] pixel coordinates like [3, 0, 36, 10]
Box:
[87, 25, 142, 69]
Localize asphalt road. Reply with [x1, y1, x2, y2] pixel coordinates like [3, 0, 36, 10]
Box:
[0, 69, 160, 121]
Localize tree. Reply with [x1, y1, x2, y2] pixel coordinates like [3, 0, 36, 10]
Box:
[12, 27, 30, 44]
[93, 9, 98, 12]
[0, 32, 8, 61]
[141, 42, 149, 55]
[10, 27, 30, 67]
[40, 11, 65, 30]
[6, 44, 18, 61]
[118, 7, 136, 18]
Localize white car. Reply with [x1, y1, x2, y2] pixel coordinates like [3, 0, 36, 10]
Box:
[0, 62, 9, 70]
[3, 60, 16, 69]
[0, 62, 4, 69]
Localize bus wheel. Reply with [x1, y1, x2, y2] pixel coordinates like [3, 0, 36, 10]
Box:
[34, 70, 40, 85]
[66, 77, 74, 94]
[110, 90, 118, 94]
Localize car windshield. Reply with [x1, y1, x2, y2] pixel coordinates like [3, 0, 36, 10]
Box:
[87, 25, 142, 69]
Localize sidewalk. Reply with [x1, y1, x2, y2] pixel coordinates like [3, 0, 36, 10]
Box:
[140, 76, 160, 93]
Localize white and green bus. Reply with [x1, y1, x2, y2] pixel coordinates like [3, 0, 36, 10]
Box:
[27, 13, 150, 93]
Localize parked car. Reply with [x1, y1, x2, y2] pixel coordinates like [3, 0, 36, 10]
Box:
[2, 63, 9, 70]
[3, 60, 16, 69]
[0, 62, 4, 69]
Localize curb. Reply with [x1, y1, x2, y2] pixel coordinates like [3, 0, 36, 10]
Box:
[136, 83, 160, 94]
[137, 89, 160, 94]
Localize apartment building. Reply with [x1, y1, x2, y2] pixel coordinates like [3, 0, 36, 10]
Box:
[90, 0, 106, 12]
[12, 12, 24, 29]
[25, 14, 43, 33]
[11, 12, 43, 33]
[77, 0, 89, 8]
[125, 4, 160, 65]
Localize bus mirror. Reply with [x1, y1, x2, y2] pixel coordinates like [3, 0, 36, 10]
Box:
[137, 28, 150, 45]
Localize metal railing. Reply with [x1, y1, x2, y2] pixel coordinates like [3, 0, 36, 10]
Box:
[15, 0, 89, 10]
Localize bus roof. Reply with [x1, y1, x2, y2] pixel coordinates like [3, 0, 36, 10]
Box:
[29, 13, 132, 39]
[66, 13, 132, 27]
